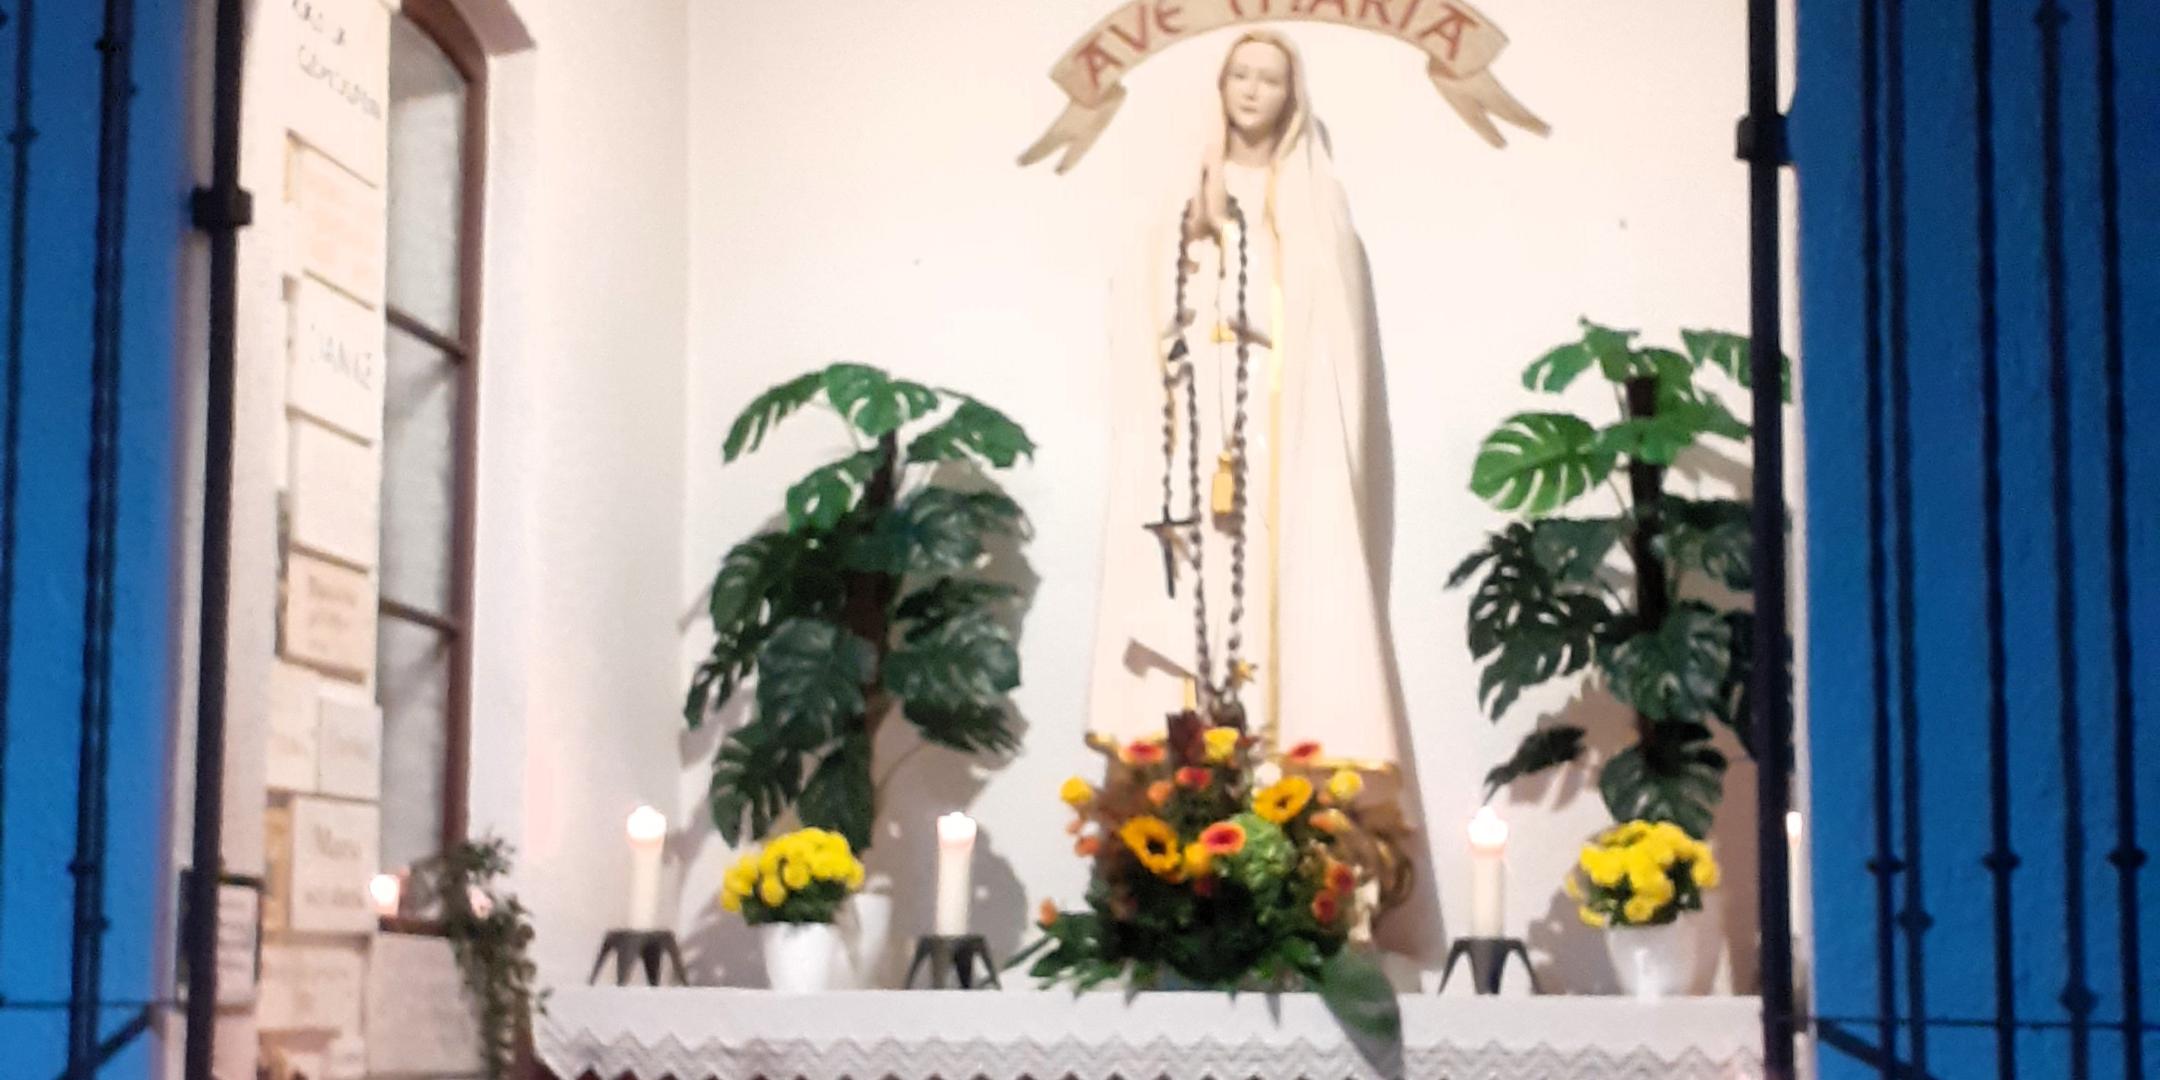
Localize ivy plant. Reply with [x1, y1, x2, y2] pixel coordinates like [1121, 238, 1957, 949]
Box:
[405, 837, 545, 1080]
[1449, 321, 1788, 837]
[688, 363, 1035, 851]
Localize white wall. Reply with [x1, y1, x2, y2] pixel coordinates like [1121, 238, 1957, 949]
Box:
[675, 0, 1802, 993]
[464, 0, 692, 985]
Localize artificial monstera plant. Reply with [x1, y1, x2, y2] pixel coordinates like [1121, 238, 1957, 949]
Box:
[687, 363, 1035, 852]
[1448, 320, 1789, 838]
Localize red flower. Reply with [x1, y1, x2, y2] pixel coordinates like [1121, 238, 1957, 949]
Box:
[1285, 741, 1324, 766]
[1311, 891, 1341, 924]
[1176, 766, 1214, 789]
[1200, 821, 1248, 856]
[1324, 860, 1357, 896]
[1122, 740, 1167, 766]
[1074, 834, 1101, 857]
[1146, 780, 1175, 807]
[1037, 898, 1059, 928]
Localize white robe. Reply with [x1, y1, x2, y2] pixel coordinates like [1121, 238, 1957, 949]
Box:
[1086, 150, 1401, 768]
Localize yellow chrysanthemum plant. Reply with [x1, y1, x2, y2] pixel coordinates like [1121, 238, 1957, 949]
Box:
[1014, 721, 1403, 1041]
[1565, 820, 1722, 929]
[718, 827, 866, 926]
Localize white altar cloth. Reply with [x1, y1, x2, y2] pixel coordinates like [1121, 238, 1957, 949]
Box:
[536, 987, 1765, 1079]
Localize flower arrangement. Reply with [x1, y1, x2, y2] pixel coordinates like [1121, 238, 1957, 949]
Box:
[1017, 717, 1401, 1039]
[1566, 819, 1722, 928]
[719, 827, 866, 925]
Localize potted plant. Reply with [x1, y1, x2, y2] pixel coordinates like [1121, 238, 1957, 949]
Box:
[721, 827, 868, 991]
[686, 363, 1035, 854]
[1566, 819, 1723, 997]
[1448, 320, 1789, 838]
[1016, 720, 1401, 1041]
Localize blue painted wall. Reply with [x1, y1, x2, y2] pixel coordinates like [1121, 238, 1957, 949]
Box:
[1794, 0, 2158, 1076]
[0, 0, 191, 1075]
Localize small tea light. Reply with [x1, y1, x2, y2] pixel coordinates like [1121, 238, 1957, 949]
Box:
[368, 872, 402, 919]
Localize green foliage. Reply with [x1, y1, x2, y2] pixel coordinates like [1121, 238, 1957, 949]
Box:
[1453, 523, 1613, 720]
[693, 364, 1034, 850]
[1470, 412, 1613, 517]
[1452, 321, 1792, 838]
[406, 837, 545, 1080]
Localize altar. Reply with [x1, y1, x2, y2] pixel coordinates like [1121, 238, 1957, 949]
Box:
[535, 988, 1766, 1080]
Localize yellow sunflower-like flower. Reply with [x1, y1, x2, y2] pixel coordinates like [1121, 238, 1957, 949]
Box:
[1253, 776, 1314, 824]
[721, 889, 743, 913]
[1600, 821, 1652, 846]
[724, 860, 758, 898]
[1623, 893, 1667, 925]
[1203, 726, 1240, 763]
[758, 875, 788, 907]
[1118, 815, 1184, 878]
[1578, 904, 1612, 928]
[1060, 776, 1095, 808]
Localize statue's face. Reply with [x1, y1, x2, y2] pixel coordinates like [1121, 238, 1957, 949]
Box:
[1221, 40, 1292, 144]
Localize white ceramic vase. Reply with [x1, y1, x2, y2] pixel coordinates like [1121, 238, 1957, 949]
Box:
[836, 888, 895, 988]
[760, 921, 843, 992]
[1605, 918, 1705, 999]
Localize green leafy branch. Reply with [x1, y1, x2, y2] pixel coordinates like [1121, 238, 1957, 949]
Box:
[692, 363, 1035, 851]
[1451, 320, 1790, 837]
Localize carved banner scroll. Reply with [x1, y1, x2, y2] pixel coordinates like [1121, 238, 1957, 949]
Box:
[1021, 0, 1548, 173]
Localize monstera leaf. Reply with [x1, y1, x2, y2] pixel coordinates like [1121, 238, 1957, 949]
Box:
[823, 363, 941, 438]
[850, 487, 1027, 575]
[896, 577, 1021, 637]
[1599, 721, 1728, 838]
[907, 399, 1038, 468]
[754, 619, 876, 746]
[1483, 724, 1588, 799]
[1456, 525, 1612, 718]
[1600, 603, 1733, 723]
[1682, 327, 1793, 403]
[784, 451, 882, 532]
[708, 720, 807, 846]
[796, 730, 875, 851]
[884, 609, 1021, 707]
[1528, 516, 1624, 585]
[723, 370, 825, 462]
[1471, 413, 1614, 517]
[1659, 497, 1753, 592]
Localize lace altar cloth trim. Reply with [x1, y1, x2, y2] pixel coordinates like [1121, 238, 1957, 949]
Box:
[537, 988, 1764, 1080]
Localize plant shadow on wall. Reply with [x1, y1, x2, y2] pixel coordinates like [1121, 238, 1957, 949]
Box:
[1447, 321, 1789, 985]
[679, 364, 1039, 980]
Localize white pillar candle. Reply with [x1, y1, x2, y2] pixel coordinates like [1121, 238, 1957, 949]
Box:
[626, 805, 667, 930]
[934, 812, 978, 936]
[367, 872, 402, 919]
[1467, 806, 1509, 939]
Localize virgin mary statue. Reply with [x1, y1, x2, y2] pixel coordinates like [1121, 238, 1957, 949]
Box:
[1088, 31, 1400, 772]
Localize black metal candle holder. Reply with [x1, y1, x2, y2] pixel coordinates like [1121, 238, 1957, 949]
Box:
[904, 933, 1000, 989]
[1438, 935, 1541, 995]
[587, 928, 689, 986]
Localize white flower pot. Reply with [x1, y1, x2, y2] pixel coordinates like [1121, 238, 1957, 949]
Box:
[760, 921, 843, 992]
[1605, 918, 1706, 1000]
[836, 889, 895, 988]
